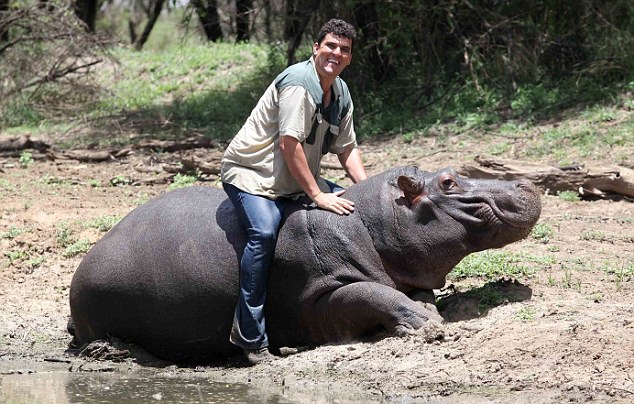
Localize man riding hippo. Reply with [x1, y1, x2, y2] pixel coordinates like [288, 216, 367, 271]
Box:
[68, 166, 542, 365]
[219, 18, 367, 364]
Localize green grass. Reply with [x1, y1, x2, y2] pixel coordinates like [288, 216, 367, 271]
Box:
[1, 226, 24, 240]
[557, 190, 581, 202]
[26, 255, 45, 269]
[604, 262, 634, 291]
[0, 178, 16, 192]
[55, 220, 96, 258]
[3, 41, 286, 148]
[580, 230, 609, 242]
[86, 215, 121, 232]
[1, 36, 632, 164]
[531, 223, 555, 244]
[3, 249, 27, 265]
[77, 42, 283, 148]
[63, 239, 92, 258]
[515, 306, 537, 322]
[581, 105, 617, 123]
[169, 173, 199, 190]
[449, 250, 550, 280]
[39, 175, 73, 187]
[19, 151, 33, 168]
[109, 174, 132, 186]
[55, 222, 74, 248]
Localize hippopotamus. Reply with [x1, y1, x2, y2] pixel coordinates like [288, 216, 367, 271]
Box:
[69, 166, 541, 364]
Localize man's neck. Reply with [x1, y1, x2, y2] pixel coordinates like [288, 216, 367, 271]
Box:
[320, 77, 334, 94]
[322, 85, 332, 107]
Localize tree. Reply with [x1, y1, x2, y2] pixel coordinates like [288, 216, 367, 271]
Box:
[353, 0, 391, 82]
[284, 0, 321, 65]
[74, 0, 99, 32]
[191, 0, 223, 41]
[0, 2, 109, 120]
[0, 0, 8, 42]
[236, 0, 252, 42]
[128, 0, 166, 50]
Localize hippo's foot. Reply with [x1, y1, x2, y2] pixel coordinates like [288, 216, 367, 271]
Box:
[393, 298, 444, 342]
[416, 319, 445, 343]
[394, 318, 444, 342]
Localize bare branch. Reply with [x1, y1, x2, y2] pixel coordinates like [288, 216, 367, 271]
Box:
[13, 60, 102, 97]
[0, 1, 112, 119]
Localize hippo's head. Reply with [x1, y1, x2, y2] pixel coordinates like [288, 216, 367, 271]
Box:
[397, 168, 542, 252]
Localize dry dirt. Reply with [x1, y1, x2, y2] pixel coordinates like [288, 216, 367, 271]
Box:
[0, 129, 633, 403]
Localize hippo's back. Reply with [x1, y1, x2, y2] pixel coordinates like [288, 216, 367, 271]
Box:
[69, 186, 245, 363]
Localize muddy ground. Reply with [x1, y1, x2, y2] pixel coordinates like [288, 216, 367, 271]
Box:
[1, 125, 633, 403]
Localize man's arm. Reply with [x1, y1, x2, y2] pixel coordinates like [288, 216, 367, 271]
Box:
[279, 135, 356, 215]
[337, 146, 367, 184]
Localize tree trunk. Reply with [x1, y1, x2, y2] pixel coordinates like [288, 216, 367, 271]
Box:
[191, 0, 223, 42]
[128, 19, 138, 44]
[132, 0, 165, 50]
[284, 0, 321, 66]
[353, 0, 391, 82]
[236, 0, 251, 42]
[0, 0, 9, 42]
[73, 0, 98, 32]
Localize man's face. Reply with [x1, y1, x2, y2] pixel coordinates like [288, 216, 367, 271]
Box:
[313, 33, 352, 80]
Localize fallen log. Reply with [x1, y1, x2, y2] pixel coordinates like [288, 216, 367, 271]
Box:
[136, 137, 215, 152]
[0, 135, 50, 152]
[180, 152, 223, 176]
[460, 155, 634, 198]
[1, 135, 214, 162]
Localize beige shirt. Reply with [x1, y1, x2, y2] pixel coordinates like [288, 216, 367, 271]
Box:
[220, 59, 357, 199]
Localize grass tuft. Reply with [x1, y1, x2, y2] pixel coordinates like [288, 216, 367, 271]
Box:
[450, 250, 540, 280]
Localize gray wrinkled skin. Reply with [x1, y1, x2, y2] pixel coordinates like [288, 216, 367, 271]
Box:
[69, 166, 541, 364]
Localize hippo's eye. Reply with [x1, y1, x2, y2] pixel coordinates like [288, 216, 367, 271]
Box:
[440, 177, 457, 191]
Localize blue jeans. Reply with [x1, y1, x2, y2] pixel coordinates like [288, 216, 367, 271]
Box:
[222, 180, 343, 350]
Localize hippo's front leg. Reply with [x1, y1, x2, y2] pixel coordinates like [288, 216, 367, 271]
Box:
[305, 282, 443, 344]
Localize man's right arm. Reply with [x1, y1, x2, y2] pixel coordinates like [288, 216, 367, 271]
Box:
[279, 135, 356, 215]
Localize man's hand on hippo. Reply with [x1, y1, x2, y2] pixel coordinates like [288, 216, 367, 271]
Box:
[312, 189, 356, 215]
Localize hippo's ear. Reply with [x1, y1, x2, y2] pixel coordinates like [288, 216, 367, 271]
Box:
[397, 175, 425, 206]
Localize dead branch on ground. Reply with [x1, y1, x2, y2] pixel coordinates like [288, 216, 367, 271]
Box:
[460, 155, 634, 199]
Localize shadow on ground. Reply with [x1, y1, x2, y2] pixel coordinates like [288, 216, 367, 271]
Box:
[438, 279, 533, 322]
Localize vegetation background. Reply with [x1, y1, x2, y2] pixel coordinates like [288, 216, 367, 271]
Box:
[1, 0, 633, 155]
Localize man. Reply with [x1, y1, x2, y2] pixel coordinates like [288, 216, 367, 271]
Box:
[220, 18, 367, 365]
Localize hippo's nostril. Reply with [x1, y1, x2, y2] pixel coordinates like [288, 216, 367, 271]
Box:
[515, 180, 533, 189]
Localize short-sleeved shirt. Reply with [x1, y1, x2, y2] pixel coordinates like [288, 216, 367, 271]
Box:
[220, 57, 357, 199]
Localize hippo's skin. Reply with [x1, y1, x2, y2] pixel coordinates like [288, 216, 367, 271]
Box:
[69, 166, 541, 363]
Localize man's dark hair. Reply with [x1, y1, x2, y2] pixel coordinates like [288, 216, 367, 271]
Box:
[316, 19, 357, 46]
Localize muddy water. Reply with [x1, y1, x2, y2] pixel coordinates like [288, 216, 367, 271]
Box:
[0, 371, 350, 403]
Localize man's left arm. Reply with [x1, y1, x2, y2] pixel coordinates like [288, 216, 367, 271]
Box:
[337, 146, 367, 184]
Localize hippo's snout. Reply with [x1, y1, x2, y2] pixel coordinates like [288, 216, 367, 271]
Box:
[515, 179, 539, 195]
[491, 179, 541, 228]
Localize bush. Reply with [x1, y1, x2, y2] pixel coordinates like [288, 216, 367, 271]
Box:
[0, 1, 111, 128]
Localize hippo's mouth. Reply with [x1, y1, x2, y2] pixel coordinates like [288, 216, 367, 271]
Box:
[439, 194, 538, 230]
[474, 203, 505, 227]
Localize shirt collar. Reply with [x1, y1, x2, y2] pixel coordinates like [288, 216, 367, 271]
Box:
[309, 56, 342, 100]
